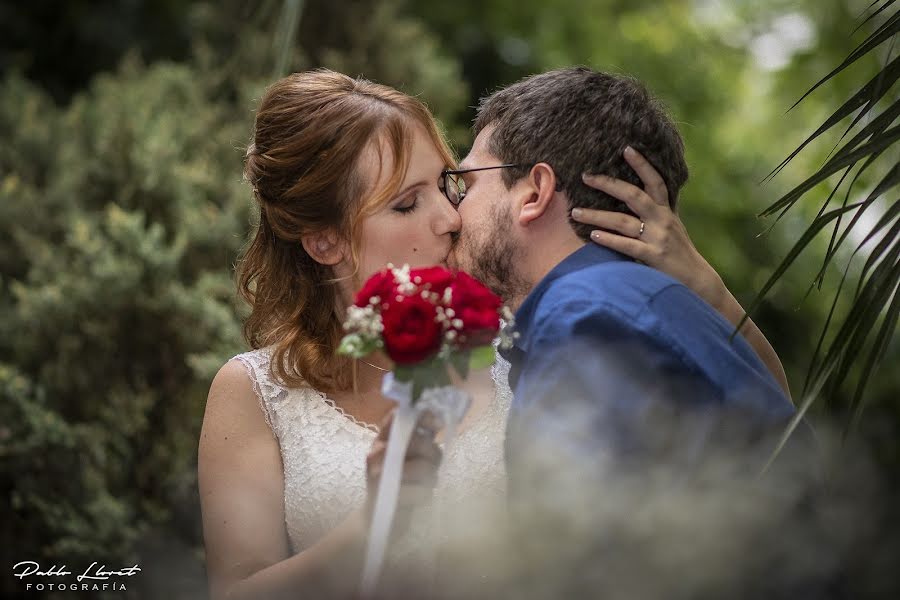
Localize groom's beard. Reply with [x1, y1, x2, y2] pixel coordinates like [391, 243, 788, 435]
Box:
[454, 202, 530, 305]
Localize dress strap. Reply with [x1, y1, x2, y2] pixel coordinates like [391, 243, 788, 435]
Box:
[232, 348, 286, 430]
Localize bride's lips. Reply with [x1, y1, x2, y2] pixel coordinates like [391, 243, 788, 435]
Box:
[444, 247, 457, 269]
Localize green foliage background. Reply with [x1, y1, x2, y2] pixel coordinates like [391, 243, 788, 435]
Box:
[1, 1, 896, 598]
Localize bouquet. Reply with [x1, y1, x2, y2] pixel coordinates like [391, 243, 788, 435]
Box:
[338, 263, 510, 401]
[338, 264, 511, 597]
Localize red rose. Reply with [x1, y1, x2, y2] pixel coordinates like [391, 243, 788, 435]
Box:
[381, 294, 442, 364]
[354, 269, 398, 308]
[448, 271, 502, 347]
[409, 266, 456, 297]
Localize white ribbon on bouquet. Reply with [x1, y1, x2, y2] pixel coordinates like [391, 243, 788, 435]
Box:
[359, 372, 471, 599]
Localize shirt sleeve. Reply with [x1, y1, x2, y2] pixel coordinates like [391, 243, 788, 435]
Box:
[507, 299, 723, 477]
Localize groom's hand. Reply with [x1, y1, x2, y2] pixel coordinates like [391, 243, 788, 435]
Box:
[365, 409, 443, 533]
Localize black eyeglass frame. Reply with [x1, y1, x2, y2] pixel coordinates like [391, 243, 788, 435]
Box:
[439, 163, 531, 206]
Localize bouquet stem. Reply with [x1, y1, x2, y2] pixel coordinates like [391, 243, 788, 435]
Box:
[359, 401, 417, 598]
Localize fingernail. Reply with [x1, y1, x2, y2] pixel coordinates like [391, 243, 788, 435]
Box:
[591, 230, 602, 240]
[571, 208, 583, 218]
[624, 146, 634, 157]
[582, 172, 597, 181]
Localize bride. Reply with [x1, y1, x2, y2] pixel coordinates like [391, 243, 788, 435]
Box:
[198, 69, 790, 599]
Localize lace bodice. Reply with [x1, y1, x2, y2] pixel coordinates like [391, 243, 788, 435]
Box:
[233, 346, 511, 556]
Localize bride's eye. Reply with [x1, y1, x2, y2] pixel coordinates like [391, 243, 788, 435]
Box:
[393, 192, 421, 214]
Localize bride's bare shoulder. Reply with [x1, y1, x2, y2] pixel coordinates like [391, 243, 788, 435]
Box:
[209, 359, 256, 399]
[201, 359, 273, 449]
[199, 360, 288, 597]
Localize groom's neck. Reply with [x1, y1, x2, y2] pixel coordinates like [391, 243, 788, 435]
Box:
[510, 236, 587, 312]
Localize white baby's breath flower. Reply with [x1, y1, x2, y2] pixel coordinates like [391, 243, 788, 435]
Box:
[344, 304, 384, 339]
[392, 264, 416, 295]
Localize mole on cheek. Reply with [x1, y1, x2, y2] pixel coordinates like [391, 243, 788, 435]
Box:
[413, 247, 418, 252]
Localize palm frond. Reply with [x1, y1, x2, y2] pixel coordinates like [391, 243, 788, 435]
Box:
[802, 253, 856, 400]
[272, 0, 305, 78]
[760, 123, 900, 218]
[847, 276, 900, 432]
[748, 4, 900, 437]
[737, 201, 869, 330]
[816, 158, 879, 292]
[803, 224, 899, 409]
[801, 196, 900, 394]
[809, 160, 900, 292]
[761, 56, 900, 189]
[786, 11, 899, 112]
[828, 241, 899, 381]
[854, 0, 897, 34]
[854, 199, 900, 298]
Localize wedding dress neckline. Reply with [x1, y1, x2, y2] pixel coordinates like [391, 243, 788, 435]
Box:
[231, 344, 511, 558]
[312, 390, 381, 434]
[310, 377, 492, 442]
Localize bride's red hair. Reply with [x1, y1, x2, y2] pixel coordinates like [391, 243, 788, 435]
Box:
[239, 69, 455, 391]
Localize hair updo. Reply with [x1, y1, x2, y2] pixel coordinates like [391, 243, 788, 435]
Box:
[238, 69, 455, 392]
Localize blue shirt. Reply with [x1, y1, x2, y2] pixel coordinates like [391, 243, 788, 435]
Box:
[502, 244, 796, 478]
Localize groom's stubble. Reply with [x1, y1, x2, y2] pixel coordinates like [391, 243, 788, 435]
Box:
[452, 199, 531, 307]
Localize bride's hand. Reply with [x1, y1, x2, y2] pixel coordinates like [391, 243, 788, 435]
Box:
[365, 409, 442, 532]
[574, 146, 726, 311]
[575, 149, 793, 399]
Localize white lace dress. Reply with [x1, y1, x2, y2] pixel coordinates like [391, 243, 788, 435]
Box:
[232, 346, 511, 559]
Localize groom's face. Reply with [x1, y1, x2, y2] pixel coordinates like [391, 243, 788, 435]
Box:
[448, 126, 529, 302]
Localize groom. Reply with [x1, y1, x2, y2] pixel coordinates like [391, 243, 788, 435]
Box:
[447, 67, 799, 593]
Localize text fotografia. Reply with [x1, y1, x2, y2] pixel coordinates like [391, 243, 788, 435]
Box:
[13, 561, 141, 592]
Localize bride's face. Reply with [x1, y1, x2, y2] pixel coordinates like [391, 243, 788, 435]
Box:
[352, 124, 461, 284]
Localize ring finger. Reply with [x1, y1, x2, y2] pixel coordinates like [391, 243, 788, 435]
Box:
[572, 208, 646, 239]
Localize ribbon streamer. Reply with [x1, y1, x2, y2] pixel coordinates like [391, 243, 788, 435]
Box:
[359, 373, 471, 598]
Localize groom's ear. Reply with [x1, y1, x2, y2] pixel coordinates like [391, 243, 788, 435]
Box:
[518, 163, 558, 227]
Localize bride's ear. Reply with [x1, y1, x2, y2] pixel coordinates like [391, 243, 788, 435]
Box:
[301, 230, 345, 265]
[519, 162, 558, 226]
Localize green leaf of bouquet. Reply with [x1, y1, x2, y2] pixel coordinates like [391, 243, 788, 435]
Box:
[412, 378, 425, 404]
[450, 351, 470, 380]
[469, 345, 496, 371]
[433, 363, 452, 388]
[394, 365, 415, 383]
[337, 334, 364, 357]
[358, 337, 382, 356]
[406, 360, 452, 402]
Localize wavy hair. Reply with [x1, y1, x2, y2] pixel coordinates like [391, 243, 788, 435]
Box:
[239, 69, 455, 391]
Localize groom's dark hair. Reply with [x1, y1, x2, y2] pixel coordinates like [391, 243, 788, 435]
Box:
[474, 66, 689, 241]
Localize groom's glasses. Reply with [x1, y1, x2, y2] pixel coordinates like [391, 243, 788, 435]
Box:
[439, 164, 531, 206]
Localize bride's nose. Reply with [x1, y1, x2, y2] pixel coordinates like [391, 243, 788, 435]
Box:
[433, 192, 462, 236]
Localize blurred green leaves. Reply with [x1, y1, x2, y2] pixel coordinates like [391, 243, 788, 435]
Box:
[0, 1, 897, 598]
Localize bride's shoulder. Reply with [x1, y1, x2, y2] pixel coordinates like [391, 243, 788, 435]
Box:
[203, 357, 273, 441]
[202, 347, 281, 427]
[229, 346, 283, 397]
[231, 345, 274, 371]
[222, 346, 324, 423]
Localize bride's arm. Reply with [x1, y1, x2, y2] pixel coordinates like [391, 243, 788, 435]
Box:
[199, 360, 366, 600]
[573, 147, 791, 400]
[199, 360, 441, 600]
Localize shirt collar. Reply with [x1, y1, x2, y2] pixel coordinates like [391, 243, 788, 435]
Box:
[508, 243, 632, 353]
